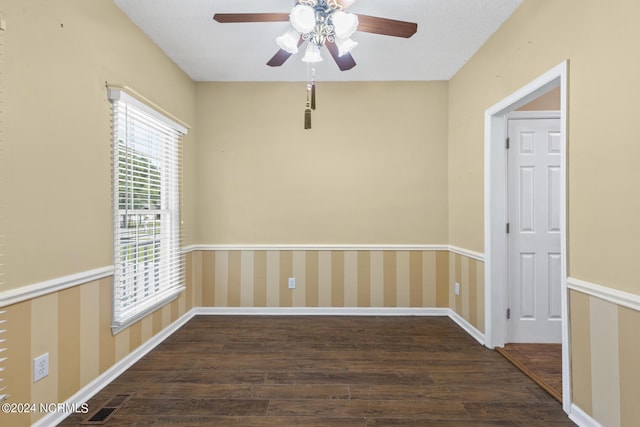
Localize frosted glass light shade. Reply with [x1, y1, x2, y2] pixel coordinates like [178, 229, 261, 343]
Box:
[332, 11, 358, 39]
[341, 0, 358, 8]
[290, 5, 316, 34]
[276, 29, 301, 54]
[301, 43, 323, 63]
[336, 37, 358, 56]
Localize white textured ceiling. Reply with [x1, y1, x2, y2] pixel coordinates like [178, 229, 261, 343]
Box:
[113, 0, 523, 82]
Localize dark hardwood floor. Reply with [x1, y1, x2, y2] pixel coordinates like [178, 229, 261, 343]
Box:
[496, 343, 563, 403]
[59, 316, 574, 426]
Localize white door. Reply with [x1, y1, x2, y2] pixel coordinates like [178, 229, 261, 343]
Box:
[507, 116, 562, 343]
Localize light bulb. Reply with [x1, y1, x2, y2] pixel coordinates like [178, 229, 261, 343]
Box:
[332, 10, 358, 39]
[290, 4, 316, 34]
[302, 43, 323, 63]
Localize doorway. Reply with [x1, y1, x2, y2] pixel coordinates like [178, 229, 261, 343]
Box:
[484, 61, 570, 413]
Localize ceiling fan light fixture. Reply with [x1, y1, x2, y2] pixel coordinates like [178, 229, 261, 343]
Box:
[276, 28, 301, 54]
[331, 10, 359, 39]
[301, 43, 323, 63]
[213, 0, 420, 129]
[336, 37, 358, 56]
[290, 4, 316, 34]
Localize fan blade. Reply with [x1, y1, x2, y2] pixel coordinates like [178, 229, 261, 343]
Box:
[325, 41, 357, 71]
[267, 36, 305, 67]
[213, 13, 289, 23]
[267, 49, 293, 67]
[356, 14, 417, 38]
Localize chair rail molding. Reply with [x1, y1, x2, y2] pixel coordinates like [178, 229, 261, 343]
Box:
[567, 277, 640, 312]
[182, 244, 452, 252]
[0, 266, 114, 308]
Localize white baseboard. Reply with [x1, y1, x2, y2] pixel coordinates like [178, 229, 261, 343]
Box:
[447, 309, 485, 345]
[569, 403, 603, 427]
[32, 309, 196, 427]
[37, 306, 484, 426]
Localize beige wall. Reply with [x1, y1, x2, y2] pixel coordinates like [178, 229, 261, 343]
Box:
[0, 16, 5, 286]
[4, 0, 640, 426]
[2, 0, 196, 290]
[448, 0, 640, 293]
[518, 86, 560, 111]
[195, 81, 449, 245]
[449, 1, 640, 424]
[1, 2, 196, 423]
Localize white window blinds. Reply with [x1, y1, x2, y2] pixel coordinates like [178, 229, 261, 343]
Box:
[108, 88, 186, 333]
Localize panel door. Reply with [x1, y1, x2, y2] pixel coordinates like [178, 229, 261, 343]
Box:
[507, 117, 562, 343]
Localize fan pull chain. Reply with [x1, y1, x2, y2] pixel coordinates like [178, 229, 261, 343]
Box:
[311, 67, 316, 110]
[304, 82, 312, 129]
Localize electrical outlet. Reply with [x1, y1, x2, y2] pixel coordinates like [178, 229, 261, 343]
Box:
[288, 277, 296, 289]
[34, 353, 49, 382]
[455, 282, 460, 296]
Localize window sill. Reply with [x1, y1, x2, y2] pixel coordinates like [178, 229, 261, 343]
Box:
[111, 286, 185, 335]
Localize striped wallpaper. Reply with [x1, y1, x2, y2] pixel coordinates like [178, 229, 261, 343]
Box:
[451, 252, 485, 334]
[1, 248, 484, 426]
[1, 276, 192, 426]
[188, 249, 484, 334]
[191, 249, 451, 309]
[570, 289, 640, 427]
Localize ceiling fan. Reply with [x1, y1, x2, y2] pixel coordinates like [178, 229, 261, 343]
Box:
[212, 0, 418, 71]
[213, 0, 417, 129]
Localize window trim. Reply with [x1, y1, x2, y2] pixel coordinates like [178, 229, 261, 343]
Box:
[107, 88, 188, 135]
[108, 87, 187, 334]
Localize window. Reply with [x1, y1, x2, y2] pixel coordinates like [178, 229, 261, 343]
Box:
[108, 88, 187, 332]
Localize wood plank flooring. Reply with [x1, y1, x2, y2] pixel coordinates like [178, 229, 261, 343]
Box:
[59, 316, 575, 426]
[496, 343, 563, 402]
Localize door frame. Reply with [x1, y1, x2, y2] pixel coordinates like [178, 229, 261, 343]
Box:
[483, 61, 570, 412]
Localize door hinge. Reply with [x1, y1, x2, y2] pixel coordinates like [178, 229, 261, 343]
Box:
[506, 223, 510, 234]
[507, 308, 511, 319]
[506, 137, 510, 149]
